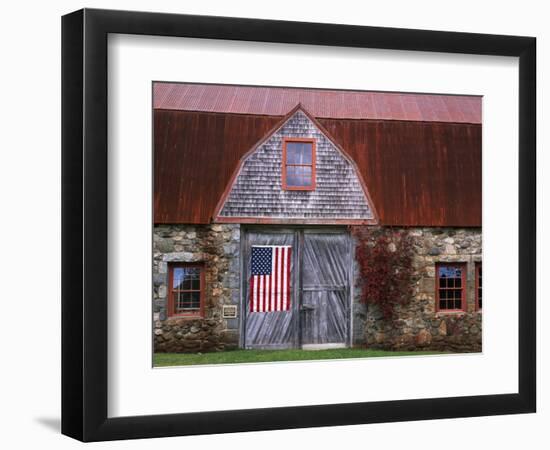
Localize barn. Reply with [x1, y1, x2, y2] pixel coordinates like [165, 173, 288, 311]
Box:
[153, 83, 482, 353]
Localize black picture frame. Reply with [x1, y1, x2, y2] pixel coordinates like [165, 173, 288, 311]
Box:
[61, 8, 536, 442]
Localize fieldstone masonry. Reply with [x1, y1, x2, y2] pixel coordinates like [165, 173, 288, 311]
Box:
[358, 227, 482, 352]
[153, 224, 241, 352]
[153, 224, 481, 354]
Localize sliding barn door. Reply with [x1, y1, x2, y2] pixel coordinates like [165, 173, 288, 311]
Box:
[244, 231, 297, 349]
[243, 229, 351, 349]
[300, 233, 350, 347]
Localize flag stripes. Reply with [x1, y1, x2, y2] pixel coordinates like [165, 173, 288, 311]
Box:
[250, 245, 291, 312]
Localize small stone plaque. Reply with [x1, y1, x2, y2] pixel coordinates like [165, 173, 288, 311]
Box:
[222, 305, 238, 319]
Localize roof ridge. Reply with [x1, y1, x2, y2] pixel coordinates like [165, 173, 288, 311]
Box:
[153, 83, 482, 124]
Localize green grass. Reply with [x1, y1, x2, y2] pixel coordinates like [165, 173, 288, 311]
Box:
[154, 348, 444, 367]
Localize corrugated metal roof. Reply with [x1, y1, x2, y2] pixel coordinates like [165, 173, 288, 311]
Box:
[153, 83, 481, 124]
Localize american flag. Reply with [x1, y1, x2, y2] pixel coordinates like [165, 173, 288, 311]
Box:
[250, 245, 292, 312]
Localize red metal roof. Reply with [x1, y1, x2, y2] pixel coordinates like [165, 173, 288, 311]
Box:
[154, 110, 481, 226]
[153, 83, 481, 124]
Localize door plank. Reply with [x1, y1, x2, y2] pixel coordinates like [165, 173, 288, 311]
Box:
[301, 233, 350, 345]
[244, 231, 296, 349]
[243, 229, 351, 349]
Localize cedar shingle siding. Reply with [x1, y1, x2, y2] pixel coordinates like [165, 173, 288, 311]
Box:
[218, 110, 374, 221]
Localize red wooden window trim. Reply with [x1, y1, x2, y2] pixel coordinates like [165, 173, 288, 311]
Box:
[475, 262, 482, 311]
[167, 262, 205, 318]
[282, 137, 316, 191]
[435, 262, 467, 312]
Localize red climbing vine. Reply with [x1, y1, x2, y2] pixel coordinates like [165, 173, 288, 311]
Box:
[351, 226, 416, 320]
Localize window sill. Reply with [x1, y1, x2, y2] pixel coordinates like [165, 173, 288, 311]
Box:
[283, 187, 316, 191]
[435, 310, 467, 316]
[167, 314, 204, 320]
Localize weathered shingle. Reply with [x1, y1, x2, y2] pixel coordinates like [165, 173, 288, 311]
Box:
[218, 110, 374, 221]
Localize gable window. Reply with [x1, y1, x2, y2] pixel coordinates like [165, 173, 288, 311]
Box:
[476, 262, 482, 311]
[282, 138, 316, 190]
[436, 263, 466, 312]
[168, 263, 205, 318]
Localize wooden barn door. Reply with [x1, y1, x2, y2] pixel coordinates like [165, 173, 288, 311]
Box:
[243, 229, 351, 349]
[243, 231, 297, 349]
[300, 232, 350, 348]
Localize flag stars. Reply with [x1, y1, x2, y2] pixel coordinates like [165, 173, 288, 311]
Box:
[251, 247, 273, 275]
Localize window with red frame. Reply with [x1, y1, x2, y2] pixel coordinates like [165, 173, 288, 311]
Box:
[168, 263, 205, 317]
[476, 262, 482, 310]
[436, 263, 466, 311]
[282, 138, 316, 190]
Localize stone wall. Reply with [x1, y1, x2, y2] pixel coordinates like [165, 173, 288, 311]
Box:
[153, 224, 481, 354]
[357, 227, 482, 352]
[153, 224, 240, 353]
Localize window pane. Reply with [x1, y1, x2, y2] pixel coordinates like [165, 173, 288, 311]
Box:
[286, 165, 312, 187]
[190, 292, 201, 309]
[173, 266, 201, 289]
[478, 265, 482, 309]
[175, 291, 201, 311]
[175, 291, 189, 310]
[171, 265, 203, 315]
[438, 266, 461, 278]
[178, 278, 192, 290]
[172, 268, 184, 288]
[187, 267, 200, 278]
[286, 142, 312, 164]
[438, 264, 464, 310]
